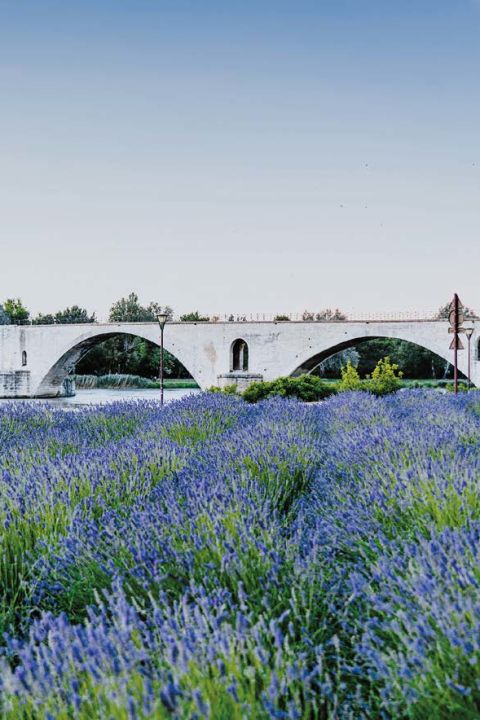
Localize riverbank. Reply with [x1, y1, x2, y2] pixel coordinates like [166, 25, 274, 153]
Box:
[74, 374, 199, 390]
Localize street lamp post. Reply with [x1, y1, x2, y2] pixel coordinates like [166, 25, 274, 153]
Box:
[465, 327, 474, 389]
[156, 312, 169, 406]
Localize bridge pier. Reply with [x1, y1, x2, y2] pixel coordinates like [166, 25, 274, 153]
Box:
[0, 371, 31, 398]
[217, 372, 263, 392]
[0, 371, 75, 398]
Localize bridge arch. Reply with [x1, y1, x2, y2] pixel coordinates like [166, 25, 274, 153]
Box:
[34, 328, 198, 397]
[288, 334, 468, 381]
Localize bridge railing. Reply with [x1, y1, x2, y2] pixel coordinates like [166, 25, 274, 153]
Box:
[177, 310, 477, 322]
[199, 311, 444, 322]
[7, 310, 460, 325]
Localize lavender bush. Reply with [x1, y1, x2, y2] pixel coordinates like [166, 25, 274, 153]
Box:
[0, 390, 479, 718]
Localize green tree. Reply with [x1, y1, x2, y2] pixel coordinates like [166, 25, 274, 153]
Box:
[77, 295, 184, 379]
[366, 356, 403, 395]
[54, 306, 95, 324]
[435, 302, 478, 320]
[355, 338, 448, 379]
[3, 298, 29, 324]
[274, 315, 290, 321]
[109, 293, 172, 323]
[315, 308, 347, 322]
[31, 313, 55, 325]
[302, 308, 347, 321]
[75, 337, 188, 378]
[32, 306, 96, 325]
[180, 311, 210, 322]
[0, 305, 10, 325]
[315, 349, 360, 378]
[338, 361, 362, 391]
[88, 294, 174, 379]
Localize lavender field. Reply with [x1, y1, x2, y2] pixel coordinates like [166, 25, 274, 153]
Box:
[0, 391, 479, 719]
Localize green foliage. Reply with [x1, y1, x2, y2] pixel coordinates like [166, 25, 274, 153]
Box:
[0, 304, 10, 325]
[354, 337, 451, 379]
[76, 338, 190, 379]
[242, 374, 337, 403]
[338, 357, 403, 395]
[311, 335, 464, 381]
[75, 374, 199, 389]
[302, 308, 347, 321]
[405, 379, 446, 389]
[76, 294, 180, 379]
[274, 314, 291, 321]
[366, 356, 403, 396]
[209, 384, 238, 394]
[108, 292, 172, 323]
[31, 313, 55, 324]
[338, 361, 362, 391]
[445, 381, 469, 393]
[315, 348, 360, 378]
[29, 294, 187, 382]
[180, 311, 210, 322]
[53, 306, 96, 324]
[435, 301, 478, 320]
[3, 298, 29, 324]
[76, 374, 157, 389]
[32, 306, 96, 325]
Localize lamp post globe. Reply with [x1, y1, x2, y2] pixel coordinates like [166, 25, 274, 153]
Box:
[156, 312, 168, 330]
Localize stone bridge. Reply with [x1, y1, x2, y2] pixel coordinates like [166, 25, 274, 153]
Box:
[0, 319, 478, 397]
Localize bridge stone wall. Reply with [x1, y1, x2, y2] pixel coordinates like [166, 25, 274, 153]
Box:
[0, 320, 478, 397]
[0, 371, 30, 398]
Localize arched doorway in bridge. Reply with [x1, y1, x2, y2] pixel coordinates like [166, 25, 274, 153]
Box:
[231, 339, 249, 371]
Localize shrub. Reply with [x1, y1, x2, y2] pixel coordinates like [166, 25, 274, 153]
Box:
[446, 381, 469, 392]
[366, 356, 403, 395]
[338, 361, 362, 391]
[180, 311, 210, 322]
[243, 374, 337, 403]
[338, 357, 403, 395]
[273, 314, 291, 321]
[208, 384, 238, 394]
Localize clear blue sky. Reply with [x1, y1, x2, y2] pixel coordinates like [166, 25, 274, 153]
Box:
[0, 0, 479, 318]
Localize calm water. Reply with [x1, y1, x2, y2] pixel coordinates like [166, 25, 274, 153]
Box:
[0, 388, 201, 406]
